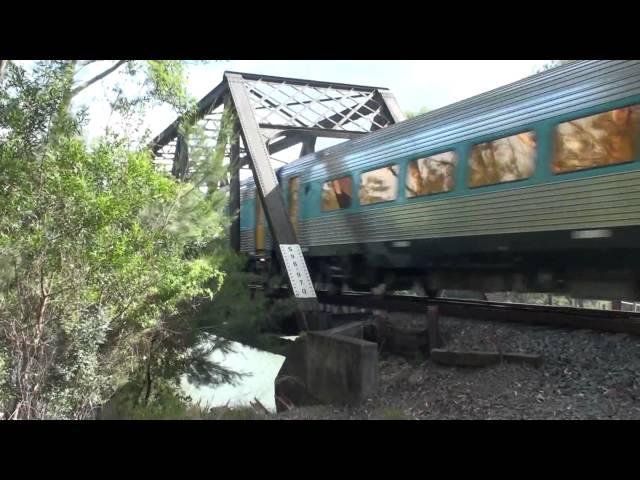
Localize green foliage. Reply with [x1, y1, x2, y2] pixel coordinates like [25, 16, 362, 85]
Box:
[188, 252, 298, 352]
[211, 406, 259, 420]
[535, 60, 574, 73]
[101, 377, 194, 420]
[380, 407, 410, 420]
[404, 106, 430, 119]
[411, 351, 426, 366]
[103, 378, 263, 420]
[0, 348, 8, 409]
[118, 60, 196, 115]
[0, 60, 240, 419]
[143, 61, 194, 114]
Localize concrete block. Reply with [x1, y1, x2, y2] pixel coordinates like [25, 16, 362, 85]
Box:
[306, 312, 331, 331]
[326, 321, 364, 339]
[306, 329, 378, 405]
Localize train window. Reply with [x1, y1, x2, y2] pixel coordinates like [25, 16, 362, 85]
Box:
[552, 104, 640, 174]
[321, 176, 353, 211]
[468, 131, 536, 187]
[406, 151, 457, 198]
[255, 196, 266, 252]
[288, 177, 299, 233]
[360, 165, 399, 205]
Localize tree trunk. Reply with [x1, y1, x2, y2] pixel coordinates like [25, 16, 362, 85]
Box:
[143, 345, 154, 407]
[0, 60, 7, 82]
[70, 60, 126, 97]
[58, 61, 78, 117]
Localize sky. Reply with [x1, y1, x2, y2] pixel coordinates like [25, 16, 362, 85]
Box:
[69, 60, 552, 179]
[185, 60, 550, 115]
[74, 60, 550, 144]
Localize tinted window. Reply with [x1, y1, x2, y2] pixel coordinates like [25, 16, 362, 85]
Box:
[321, 176, 353, 211]
[360, 165, 399, 205]
[406, 151, 457, 197]
[552, 105, 640, 174]
[468, 131, 536, 187]
[288, 177, 299, 232]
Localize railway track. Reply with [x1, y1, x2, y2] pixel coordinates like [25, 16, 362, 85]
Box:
[251, 285, 640, 335]
[317, 291, 640, 335]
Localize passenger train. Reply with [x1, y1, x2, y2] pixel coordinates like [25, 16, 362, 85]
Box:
[238, 60, 640, 300]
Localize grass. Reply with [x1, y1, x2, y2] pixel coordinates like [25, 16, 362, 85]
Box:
[103, 392, 266, 420]
[209, 406, 260, 420]
[380, 407, 410, 420]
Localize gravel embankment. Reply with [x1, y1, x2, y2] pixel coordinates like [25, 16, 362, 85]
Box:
[271, 317, 640, 420]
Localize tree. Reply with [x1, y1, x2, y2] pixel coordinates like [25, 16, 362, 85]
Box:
[536, 60, 575, 73]
[0, 60, 240, 419]
[404, 106, 430, 119]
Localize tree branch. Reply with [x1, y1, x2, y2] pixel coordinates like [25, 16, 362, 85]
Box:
[70, 60, 128, 98]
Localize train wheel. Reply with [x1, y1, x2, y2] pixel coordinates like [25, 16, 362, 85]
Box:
[327, 278, 342, 296]
[411, 281, 426, 297]
[371, 283, 387, 297]
[313, 271, 324, 292]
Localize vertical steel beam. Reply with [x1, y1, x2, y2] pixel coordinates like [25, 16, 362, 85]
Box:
[375, 90, 406, 123]
[228, 120, 241, 253]
[300, 137, 316, 157]
[172, 133, 189, 180]
[226, 73, 319, 318]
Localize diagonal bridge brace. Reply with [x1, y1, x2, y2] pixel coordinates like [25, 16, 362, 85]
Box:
[149, 70, 406, 331]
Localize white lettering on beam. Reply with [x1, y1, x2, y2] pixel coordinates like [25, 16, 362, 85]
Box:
[280, 244, 317, 298]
